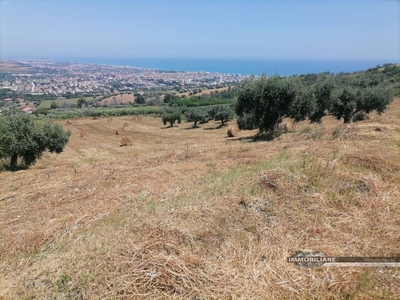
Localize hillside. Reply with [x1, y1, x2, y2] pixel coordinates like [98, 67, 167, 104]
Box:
[0, 98, 399, 299]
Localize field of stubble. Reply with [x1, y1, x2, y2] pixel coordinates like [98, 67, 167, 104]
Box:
[1, 99, 399, 299]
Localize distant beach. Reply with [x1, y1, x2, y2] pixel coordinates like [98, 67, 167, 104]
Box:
[3, 56, 394, 76]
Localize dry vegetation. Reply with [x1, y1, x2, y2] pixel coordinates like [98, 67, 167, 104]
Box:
[120, 136, 133, 147]
[1, 98, 400, 299]
[100, 94, 135, 106]
[115, 127, 126, 135]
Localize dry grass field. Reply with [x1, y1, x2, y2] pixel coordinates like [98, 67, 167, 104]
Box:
[1, 98, 400, 299]
[100, 94, 136, 106]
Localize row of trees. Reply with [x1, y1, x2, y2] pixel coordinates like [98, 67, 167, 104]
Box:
[164, 87, 236, 107]
[235, 73, 394, 133]
[161, 105, 234, 127]
[35, 106, 164, 120]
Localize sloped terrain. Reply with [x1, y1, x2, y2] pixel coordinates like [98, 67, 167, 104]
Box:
[1, 98, 399, 299]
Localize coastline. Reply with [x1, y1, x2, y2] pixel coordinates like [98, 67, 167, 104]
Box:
[1, 57, 395, 76]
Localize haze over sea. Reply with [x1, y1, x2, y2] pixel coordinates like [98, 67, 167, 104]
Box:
[33, 57, 393, 76]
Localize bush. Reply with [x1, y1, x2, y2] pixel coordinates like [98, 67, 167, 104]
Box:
[34, 107, 50, 116]
[352, 111, 369, 122]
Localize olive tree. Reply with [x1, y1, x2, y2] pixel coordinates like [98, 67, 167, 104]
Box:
[0, 113, 71, 171]
[235, 76, 315, 133]
[184, 108, 209, 127]
[214, 106, 234, 126]
[309, 76, 336, 123]
[330, 85, 393, 123]
[161, 110, 182, 127]
[208, 105, 234, 126]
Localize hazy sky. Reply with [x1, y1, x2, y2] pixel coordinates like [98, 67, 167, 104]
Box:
[0, 0, 399, 60]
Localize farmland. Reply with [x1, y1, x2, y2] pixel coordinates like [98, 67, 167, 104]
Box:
[0, 98, 399, 299]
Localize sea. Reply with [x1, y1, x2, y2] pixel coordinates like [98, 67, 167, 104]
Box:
[7, 56, 397, 76]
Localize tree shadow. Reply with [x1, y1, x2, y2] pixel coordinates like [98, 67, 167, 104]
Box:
[226, 131, 282, 142]
[184, 125, 201, 130]
[251, 131, 282, 142]
[225, 135, 253, 141]
[1, 162, 29, 172]
[203, 124, 225, 130]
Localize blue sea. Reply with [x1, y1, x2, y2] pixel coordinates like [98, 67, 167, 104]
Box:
[6, 56, 396, 76]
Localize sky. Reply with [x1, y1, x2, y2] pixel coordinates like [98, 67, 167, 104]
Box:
[0, 0, 399, 61]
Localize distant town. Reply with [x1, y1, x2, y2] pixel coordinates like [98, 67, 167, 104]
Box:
[0, 59, 251, 113]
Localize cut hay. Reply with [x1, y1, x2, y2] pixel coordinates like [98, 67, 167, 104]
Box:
[342, 148, 400, 176]
[80, 130, 88, 137]
[116, 127, 125, 135]
[227, 127, 236, 137]
[279, 121, 296, 132]
[123, 122, 129, 128]
[2, 97, 400, 299]
[120, 136, 133, 146]
[284, 121, 295, 132]
[108, 225, 229, 298]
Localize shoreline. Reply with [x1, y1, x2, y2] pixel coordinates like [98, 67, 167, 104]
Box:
[1, 57, 397, 76]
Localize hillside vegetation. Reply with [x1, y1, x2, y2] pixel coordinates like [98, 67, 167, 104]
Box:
[0, 95, 399, 298]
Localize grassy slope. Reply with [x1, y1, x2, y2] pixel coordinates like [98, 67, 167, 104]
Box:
[0, 98, 399, 299]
